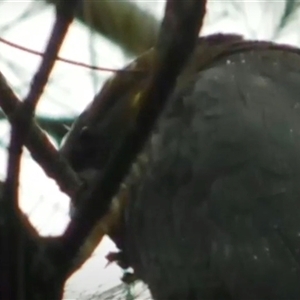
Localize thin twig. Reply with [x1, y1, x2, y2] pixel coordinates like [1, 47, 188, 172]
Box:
[0, 37, 144, 74]
[1, 1, 79, 297]
[24, 2, 79, 108]
[58, 0, 207, 272]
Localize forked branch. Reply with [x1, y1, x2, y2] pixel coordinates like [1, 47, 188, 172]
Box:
[0, 1, 80, 298]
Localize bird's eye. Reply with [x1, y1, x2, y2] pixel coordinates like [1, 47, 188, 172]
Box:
[79, 126, 93, 142]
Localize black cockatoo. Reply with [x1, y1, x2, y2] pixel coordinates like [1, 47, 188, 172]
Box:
[60, 34, 300, 299]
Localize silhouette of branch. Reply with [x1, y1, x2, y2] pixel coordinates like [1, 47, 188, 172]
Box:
[57, 0, 207, 274]
[0, 1, 80, 297]
[0, 71, 81, 197]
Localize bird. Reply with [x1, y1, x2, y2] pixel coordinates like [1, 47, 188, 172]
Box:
[60, 34, 300, 299]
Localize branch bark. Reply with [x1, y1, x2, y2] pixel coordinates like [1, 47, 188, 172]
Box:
[57, 0, 207, 273]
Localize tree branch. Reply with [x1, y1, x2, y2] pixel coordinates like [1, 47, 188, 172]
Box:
[56, 0, 207, 274]
[43, 0, 160, 56]
[0, 71, 81, 197]
[0, 1, 79, 297]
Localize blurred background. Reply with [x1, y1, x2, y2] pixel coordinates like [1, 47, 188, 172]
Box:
[0, 0, 300, 299]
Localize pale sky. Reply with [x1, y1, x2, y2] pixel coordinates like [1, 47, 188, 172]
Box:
[1, 1, 300, 299]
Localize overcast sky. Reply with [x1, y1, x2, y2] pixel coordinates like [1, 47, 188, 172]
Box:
[1, 1, 300, 298]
